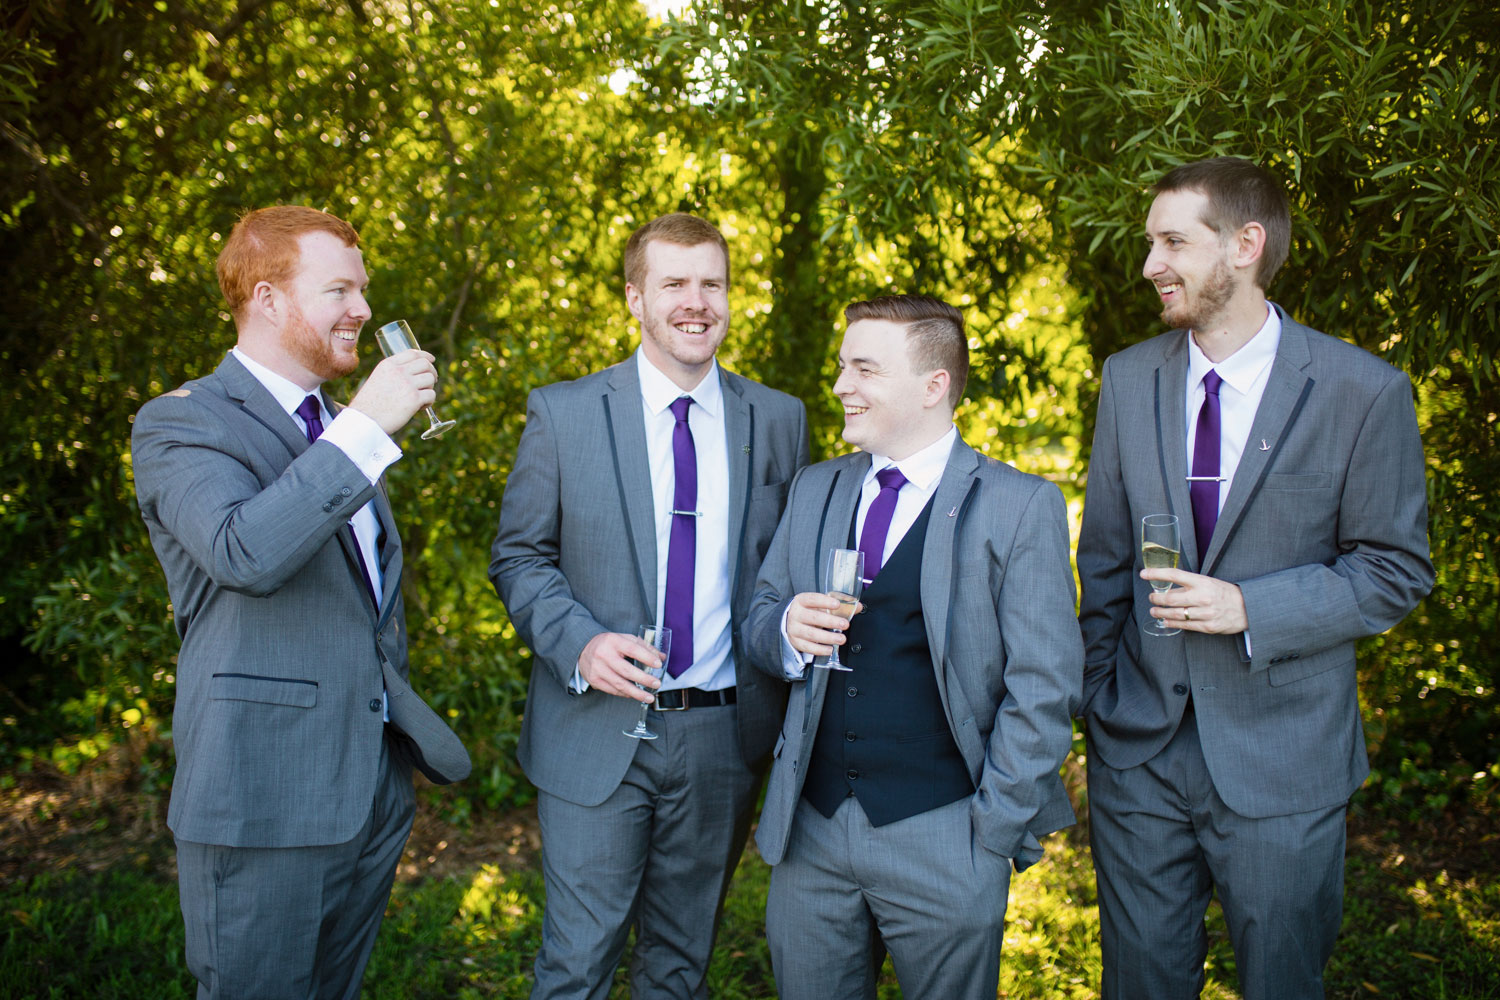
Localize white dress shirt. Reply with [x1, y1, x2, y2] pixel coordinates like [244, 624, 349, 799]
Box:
[1184, 307, 1279, 649]
[1184, 306, 1281, 518]
[231, 347, 400, 608]
[780, 426, 959, 677]
[571, 350, 736, 693]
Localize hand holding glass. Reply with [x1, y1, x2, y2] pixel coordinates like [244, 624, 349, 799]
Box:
[1141, 514, 1181, 637]
[815, 547, 865, 671]
[622, 626, 672, 741]
[374, 319, 458, 440]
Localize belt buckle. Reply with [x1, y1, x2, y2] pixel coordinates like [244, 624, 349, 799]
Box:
[654, 689, 690, 711]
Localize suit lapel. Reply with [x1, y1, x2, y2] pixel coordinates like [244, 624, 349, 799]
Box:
[798, 458, 865, 735]
[1153, 334, 1199, 567]
[1203, 310, 1315, 574]
[722, 372, 752, 595]
[920, 441, 979, 705]
[604, 363, 659, 619]
[219, 353, 311, 461]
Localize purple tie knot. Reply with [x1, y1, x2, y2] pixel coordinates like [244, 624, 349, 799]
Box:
[1202, 369, 1223, 397]
[296, 395, 324, 440]
[875, 466, 908, 493]
[670, 396, 692, 423]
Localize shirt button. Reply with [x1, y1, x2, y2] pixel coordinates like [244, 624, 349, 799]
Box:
[845, 731, 856, 742]
[368, 698, 382, 712]
[846, 769, 859, 780]
[847, 686, 858, 698]
[1174, 683, 1189, 696]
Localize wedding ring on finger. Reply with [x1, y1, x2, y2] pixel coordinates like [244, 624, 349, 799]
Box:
[1184, 611, 1191, 622]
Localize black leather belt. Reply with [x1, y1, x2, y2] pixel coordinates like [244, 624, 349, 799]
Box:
[654, 686, 737, 711]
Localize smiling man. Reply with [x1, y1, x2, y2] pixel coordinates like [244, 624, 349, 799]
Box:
[490, 213, 808, 1000]
[1077, 157, 1434, 999]
[744, 294, 1082, 1000]
[132, 205, 470, 999]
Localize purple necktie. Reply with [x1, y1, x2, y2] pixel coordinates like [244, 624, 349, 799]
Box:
[663, 397, 697, 678]
[1189, 370, 1223, 561]
[297, 395, 377, 602]
[859, 466, 908, 581]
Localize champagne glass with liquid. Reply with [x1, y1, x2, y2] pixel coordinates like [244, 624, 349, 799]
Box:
[622, 626, 672, 740]
[814, 548, 865, 671]
[374, 319, 458, 440]
[1141, 514, 1182, 637]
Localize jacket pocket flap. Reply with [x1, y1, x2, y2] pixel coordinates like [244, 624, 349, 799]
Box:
[210, 672, 319, 708]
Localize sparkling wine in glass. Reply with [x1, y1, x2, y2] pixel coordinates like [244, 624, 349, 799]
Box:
[1141, 514, 1181, 637]
[815, 547, 865, 671]
[374, 319, 458, 440]
[622, 625, 672, 740]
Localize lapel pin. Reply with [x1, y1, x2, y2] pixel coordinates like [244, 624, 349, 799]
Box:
[1259, 439, 1271, 451]
[947, 506, 957, 517]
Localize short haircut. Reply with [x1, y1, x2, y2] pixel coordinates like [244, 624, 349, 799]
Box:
[844, 294, 969, 409]
[623, 213, 730, 289]
[217, 206, 360, 321]
[1153, 157, 1291, 289]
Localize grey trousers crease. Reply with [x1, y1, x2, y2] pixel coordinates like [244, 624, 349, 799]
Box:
[1088, 708, 1346, 1000]
[766, 795, 1012, 1000]
[176, 736, 415, 1000]
[530, 703, 759, 1000]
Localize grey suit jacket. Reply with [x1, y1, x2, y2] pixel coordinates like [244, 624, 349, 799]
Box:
[132, 352, 461, 848]
[489, 359, 809, 807]
[746, 440, 1083, 869]
[1077, 306, 1434, 818]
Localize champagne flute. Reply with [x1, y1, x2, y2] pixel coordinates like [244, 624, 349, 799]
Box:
[1141, 514, 1182, 637]
[622, 625, 672, 740]
[814, 547, 865, 671]
[374, 319, 458, 440]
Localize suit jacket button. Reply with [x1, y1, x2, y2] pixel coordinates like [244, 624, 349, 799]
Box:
[846, 686, 858, 698]
[1173, 683, 1188, 696]
[368, 698, 382, 712]
[846, 769, 859, 780]
[341, 487, 352, 496]
[845, 730, 856, 742]
[323, 503, 334, 512]
[331, 495, 343, 507]
[850, 643, 862, 654]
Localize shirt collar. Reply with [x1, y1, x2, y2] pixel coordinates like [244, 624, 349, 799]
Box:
[862, 425, 958, 493]
[1187, 305, 1281, 396]
[231, 346, 325, 419]
[636, 348, 722, 419]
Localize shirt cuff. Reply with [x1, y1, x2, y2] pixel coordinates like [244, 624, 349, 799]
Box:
[322, 407, 402, 484]
[568, 665, 590, 694]
[779, 604, 811, 680]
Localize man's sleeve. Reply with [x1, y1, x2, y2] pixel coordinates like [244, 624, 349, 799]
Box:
[971, 479, 1084, 860]
[1236, 370, 1434, 667]
[1076, 357, 1135, 715]
[489, 389, 606, 690]
[132, 393, 377, 597]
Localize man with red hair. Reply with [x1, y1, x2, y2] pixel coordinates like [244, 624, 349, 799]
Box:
[133, 205, 468, 999]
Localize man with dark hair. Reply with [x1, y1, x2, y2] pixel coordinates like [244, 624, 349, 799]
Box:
[746, 293, 1081, 999]
[1077, 156, 1433, 998]
[133, 205, 470, 999]
[490, 212, 809, 999]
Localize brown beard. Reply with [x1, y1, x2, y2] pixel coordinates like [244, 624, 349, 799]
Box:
[283, 301, 358, 381]
[1162, 256, 1235, 331]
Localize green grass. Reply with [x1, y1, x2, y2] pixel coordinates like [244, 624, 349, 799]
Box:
[4, 820, 1496, 999]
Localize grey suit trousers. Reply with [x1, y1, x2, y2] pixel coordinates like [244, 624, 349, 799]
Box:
[176, 735, 415, 1000]
[530, 704, 757, 1000]
[766, 795, 1011, 1000]
[1088, 707, 1345, 1000]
